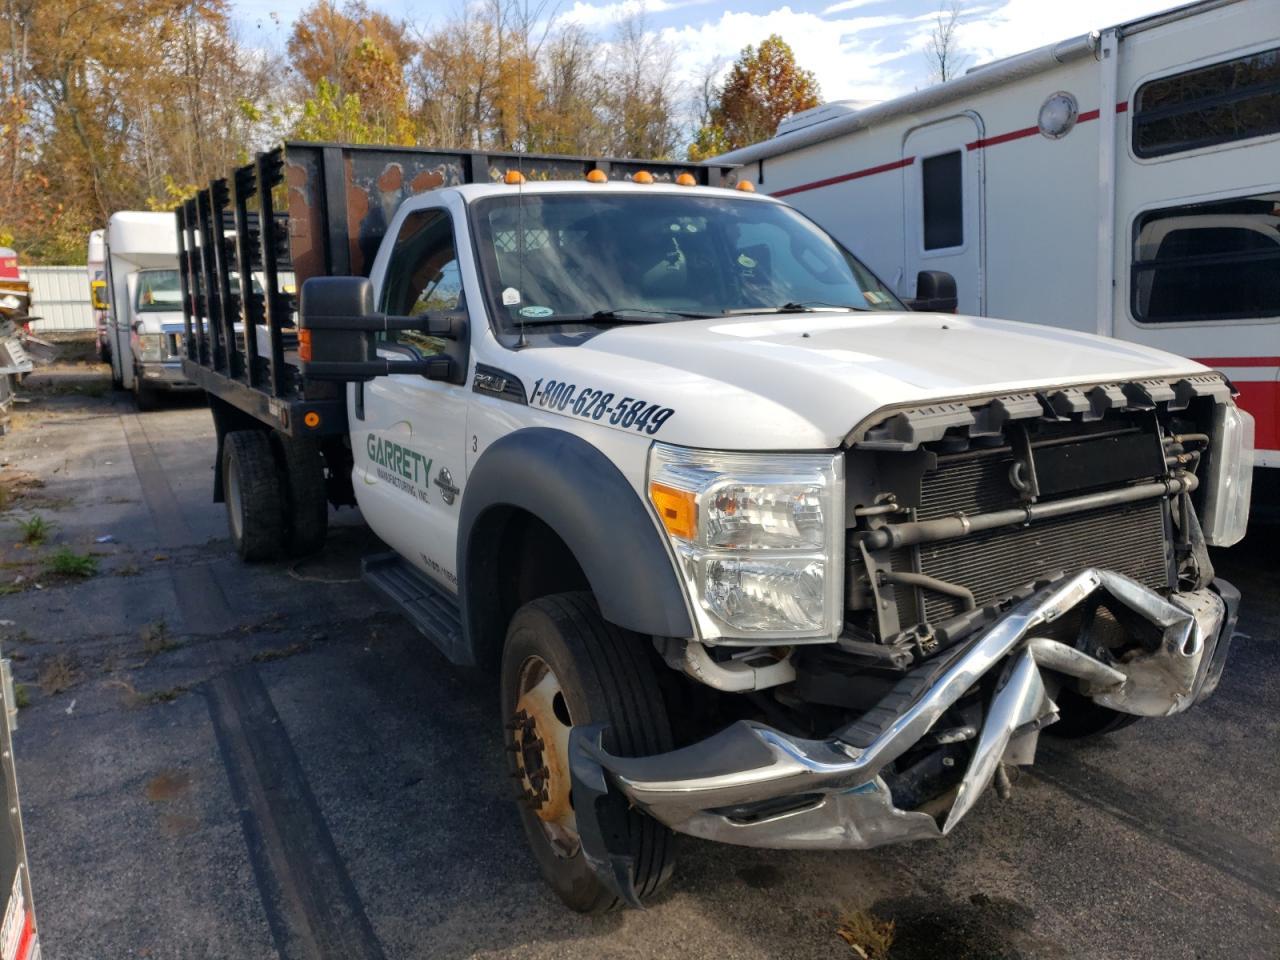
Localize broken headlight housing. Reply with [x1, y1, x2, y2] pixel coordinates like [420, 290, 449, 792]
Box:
[1201, 402, 1253, 547]
[647, 443, 844, 643]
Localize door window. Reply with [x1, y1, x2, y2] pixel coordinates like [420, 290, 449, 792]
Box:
[381, 208, 463, 355]
[1131, 190, 1280, 323]
[1133, 47, 1280, 158]
[921, 151, 963, 250]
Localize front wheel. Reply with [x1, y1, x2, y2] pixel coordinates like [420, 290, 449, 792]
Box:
[500, 593, 676, 913]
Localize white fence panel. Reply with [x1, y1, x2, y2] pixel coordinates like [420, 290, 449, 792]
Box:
[19, 266, 94, 332]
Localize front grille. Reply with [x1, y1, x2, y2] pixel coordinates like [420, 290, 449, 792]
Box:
[900, 450, 1171, 624]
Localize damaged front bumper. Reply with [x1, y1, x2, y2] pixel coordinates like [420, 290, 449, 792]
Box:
[571, 569, 1239, 878]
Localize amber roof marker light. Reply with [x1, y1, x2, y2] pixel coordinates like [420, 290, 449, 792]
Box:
[632, 170, 654, 184]
[735, 180, 756, 192]
[676, 172, 697, 186]
[585, 169, 608, 183]
[505, 169, 526, 185]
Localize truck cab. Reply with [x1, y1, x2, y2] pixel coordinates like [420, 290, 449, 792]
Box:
[104, 212, 197, 407]
[174, 145, 1251, 915]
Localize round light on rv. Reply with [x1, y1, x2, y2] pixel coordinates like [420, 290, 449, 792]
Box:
[1038, 92, 1079, 140]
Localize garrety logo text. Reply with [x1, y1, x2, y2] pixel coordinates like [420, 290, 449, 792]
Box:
[367, 434, 432, 484]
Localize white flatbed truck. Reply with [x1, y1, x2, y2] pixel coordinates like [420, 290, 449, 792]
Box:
[174, 141, 1251, 912]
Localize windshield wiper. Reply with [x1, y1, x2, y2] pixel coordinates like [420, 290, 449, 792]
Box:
[513, 307, 718, 327]
[721, 300, 870, 315]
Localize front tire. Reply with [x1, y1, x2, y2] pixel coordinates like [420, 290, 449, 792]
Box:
[133, 379, 159, 411]
[222, 430, 285, 562]
[500, 593, 676, 913]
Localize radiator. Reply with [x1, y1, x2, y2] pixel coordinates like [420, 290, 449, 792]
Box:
[898, 451, 1172, 625]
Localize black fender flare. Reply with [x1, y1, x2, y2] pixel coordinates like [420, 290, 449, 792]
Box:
[457, 428, 693, 663]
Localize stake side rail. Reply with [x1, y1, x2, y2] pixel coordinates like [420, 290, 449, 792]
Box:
[176, 140, 736, 438]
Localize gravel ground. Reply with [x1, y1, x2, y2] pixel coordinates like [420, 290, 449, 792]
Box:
[0, 366, 1276, 960]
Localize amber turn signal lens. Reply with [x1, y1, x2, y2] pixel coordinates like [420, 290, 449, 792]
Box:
[735, 180, 756, 192]
[303, 411, 321, 429]
[675, 172, 696, 186]
[298, 328, 312, 362]
[585, 169, 608, 183]
[504, 170, 526, 185]
[649, 482, 697, 540]
[632, 170, 654, 184]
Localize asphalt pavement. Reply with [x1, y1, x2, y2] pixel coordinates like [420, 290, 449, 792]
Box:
[0, 367, 1276, 960]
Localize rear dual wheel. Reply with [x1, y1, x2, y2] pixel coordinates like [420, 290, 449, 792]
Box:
[222, 429, 328, 561]
[500, 593, 676, 913]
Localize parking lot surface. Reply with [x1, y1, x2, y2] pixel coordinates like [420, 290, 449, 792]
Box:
[0, 370, 1277, 960]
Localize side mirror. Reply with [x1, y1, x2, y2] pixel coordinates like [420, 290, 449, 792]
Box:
[906, 270, 958, 313]
[298, 276, 468, 384]
[90, 279, 109, 310]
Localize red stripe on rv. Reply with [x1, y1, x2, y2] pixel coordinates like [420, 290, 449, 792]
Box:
[1227, 380, 1279, 453]
[770, 157, 914, 198]
[773, 102, 1133, 195]
[1191, 356, 1280, 367]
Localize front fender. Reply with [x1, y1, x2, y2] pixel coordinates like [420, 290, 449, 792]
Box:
[458, 428, 693, 660]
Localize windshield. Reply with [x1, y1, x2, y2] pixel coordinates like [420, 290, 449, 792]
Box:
[135, 269, 182, 313]
[470, 193, 903, 331]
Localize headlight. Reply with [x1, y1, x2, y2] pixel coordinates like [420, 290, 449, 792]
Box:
[648, 443, 843, 642]
[136, 334, 165, 362]
[0, 295, 20, 310]
[1201, 403, 1253, 547]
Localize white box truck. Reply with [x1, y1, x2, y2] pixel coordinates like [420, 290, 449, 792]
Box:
[715, 0, 1280, 472]
[102, 212, 198, 407]
[173, 141, 1249, 913]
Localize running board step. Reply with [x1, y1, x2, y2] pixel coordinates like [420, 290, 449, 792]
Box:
[361, 552, 470, 665]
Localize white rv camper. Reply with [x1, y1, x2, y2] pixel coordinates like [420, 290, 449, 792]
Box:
[103, 211, 196, 407]
[717, 0, 1279, 470]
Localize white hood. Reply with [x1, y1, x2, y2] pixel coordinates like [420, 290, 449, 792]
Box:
[135, 310, 185, 335]
[552, 311, 1208, 450]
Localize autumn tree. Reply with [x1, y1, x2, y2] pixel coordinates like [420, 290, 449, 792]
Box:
[288, 0, 413, 141]
[689, 35, 820, 160]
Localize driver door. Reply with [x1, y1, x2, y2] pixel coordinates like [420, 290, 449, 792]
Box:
[352, 206, 469, 593]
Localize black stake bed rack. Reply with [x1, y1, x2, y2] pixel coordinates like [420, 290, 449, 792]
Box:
[175, 141, 734, 437]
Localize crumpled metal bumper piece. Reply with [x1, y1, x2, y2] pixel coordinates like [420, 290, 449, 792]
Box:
[572, 570, 1234, 855]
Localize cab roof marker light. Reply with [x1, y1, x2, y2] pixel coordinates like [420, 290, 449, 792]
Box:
[676, 173, 697, 186]
[633, 170, 654, 184]
[504, 170, 526, 185]
[586, 169, 608, 183]
[735, 180, 756, 192]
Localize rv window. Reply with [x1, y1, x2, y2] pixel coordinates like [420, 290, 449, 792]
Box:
[1132, 191, 1280, 323]
[921, 151, 963, 250]
[1133, 47, 1280, 158]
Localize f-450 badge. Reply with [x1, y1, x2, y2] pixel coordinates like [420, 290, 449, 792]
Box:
[434, 466, 460, 505]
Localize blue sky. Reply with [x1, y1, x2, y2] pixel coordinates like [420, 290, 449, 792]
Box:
[231, 0, 1181, 103]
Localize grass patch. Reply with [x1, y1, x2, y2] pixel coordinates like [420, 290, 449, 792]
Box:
[140, 619, 178, 655]
[13, 684, 28, 709]
[37, 654, 79, 695]
[837, 910, 896, 960]
[18, 514, 53, 545]
[140, 685, 189, 706]
[44, 548, 98, 578]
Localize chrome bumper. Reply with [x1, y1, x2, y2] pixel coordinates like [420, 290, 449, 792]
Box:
[573, 570, 1236, 857]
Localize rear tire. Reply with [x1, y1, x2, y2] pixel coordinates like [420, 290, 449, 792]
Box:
[275, 435, 328, 556]
[222, 430, 285, 562]
[500, 592, 676, 914]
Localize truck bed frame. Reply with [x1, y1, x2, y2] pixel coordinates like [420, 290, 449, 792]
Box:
[176, 141, 733, 438]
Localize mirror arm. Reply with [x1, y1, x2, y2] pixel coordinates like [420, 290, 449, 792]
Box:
[301, 310, 466, 339]
[303, 356, 454, 382]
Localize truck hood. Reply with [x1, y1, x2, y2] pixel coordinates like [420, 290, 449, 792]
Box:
[561, 311, 1208, 450]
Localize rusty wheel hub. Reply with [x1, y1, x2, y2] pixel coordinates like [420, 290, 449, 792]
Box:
[509, 659, 578, 856]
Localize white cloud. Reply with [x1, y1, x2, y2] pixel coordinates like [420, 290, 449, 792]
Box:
[560, 0, 712, 29]
[821, 0, 897, 14]
[955, 0, 1177, 67]
[659, 7, 920, 103]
